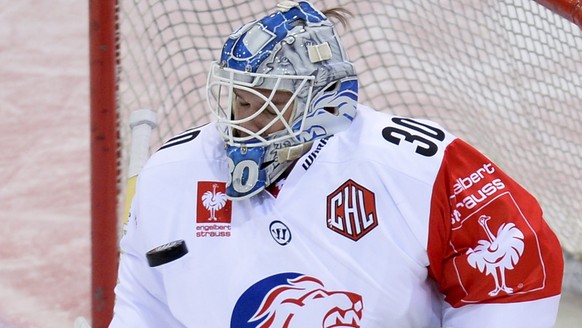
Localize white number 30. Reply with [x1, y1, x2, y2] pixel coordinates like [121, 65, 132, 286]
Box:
[227, 157, 260, 193]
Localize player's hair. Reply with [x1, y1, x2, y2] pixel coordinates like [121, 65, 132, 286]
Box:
[322, 7, 353, 29]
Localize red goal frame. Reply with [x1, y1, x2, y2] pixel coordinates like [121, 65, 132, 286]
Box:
[89, 1, 119, 327]
[536, 0, 582, 26]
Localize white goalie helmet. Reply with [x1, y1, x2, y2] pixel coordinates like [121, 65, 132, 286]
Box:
[207, 0, 358, 200]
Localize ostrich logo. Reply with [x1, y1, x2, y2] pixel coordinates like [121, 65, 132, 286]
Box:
[466, 215, 525, 296]
[201, 183, 228, 221]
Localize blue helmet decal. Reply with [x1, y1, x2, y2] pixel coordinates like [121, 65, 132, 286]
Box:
[225, 145, 268, 199]
[294, 78, 358, 142]
[221, 1, 327, 72]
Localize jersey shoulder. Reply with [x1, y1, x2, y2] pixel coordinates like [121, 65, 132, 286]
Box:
[338, 105, 458, 182]
[144, 122, 224, 171]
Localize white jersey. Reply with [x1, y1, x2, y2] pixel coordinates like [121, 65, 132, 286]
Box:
[110, 105, 563, 327]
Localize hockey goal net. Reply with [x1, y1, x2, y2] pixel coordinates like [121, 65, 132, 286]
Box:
[90, 0, 581, 326]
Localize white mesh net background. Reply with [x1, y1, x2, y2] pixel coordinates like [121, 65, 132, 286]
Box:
[116, 0, 582, 293]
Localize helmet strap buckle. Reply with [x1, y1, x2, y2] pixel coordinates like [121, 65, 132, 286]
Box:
[276, 141, 314, 162]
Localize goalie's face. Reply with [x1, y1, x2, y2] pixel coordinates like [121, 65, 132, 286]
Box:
[207, 64, 310, 148]
[232, 88, 295, 140]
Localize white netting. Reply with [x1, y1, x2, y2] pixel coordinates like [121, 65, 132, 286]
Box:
[116, 0, 582, 291]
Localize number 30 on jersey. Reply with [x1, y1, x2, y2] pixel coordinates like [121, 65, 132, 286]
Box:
[382, 117, 445, 157]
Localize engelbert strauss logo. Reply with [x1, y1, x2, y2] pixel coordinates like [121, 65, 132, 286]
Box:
[196, 181, 232, 238]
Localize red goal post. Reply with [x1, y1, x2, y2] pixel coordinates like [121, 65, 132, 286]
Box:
[536, 0, 582, 26]
[90, 0, 582, 327]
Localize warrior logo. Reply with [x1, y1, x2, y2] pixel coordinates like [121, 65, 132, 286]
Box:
[269, 221, 292, 246]
[231, 273, 363, 327]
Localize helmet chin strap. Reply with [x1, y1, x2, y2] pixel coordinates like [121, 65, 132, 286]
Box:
[276, 141, 314, 162]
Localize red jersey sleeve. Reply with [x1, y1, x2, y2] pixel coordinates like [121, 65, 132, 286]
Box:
[427, 138, 563, 308]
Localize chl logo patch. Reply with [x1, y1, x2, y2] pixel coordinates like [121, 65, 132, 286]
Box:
[327, 179, 378, 241]
[196, 181, 232, 238]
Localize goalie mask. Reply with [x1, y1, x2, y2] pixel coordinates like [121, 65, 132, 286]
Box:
[207, 1, 358, 200]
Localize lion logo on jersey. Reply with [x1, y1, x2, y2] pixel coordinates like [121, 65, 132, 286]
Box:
[231, 273, 363, 328]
